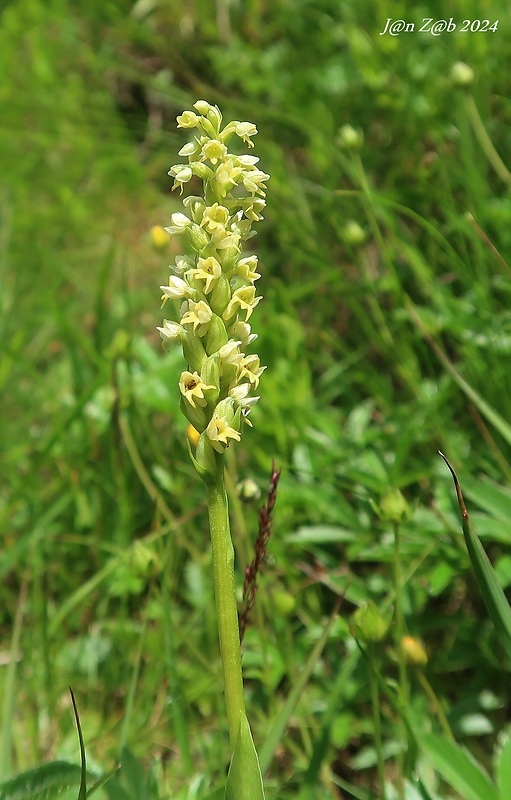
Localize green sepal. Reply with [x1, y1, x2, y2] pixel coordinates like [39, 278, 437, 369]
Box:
[180, 396, 207, 431]
[182, 330, 206, 372]
[205, 315, 228, 355]
[186, 222, 209, 252]
[213, 397, 236, 424]
[192, 162, 214, 181]
[201, 354, 221, 406]
[219, 246, 240, 272]
[188, 433, 218, 484]
[209, 274, 232, 316]
[225, 713, 266, 800]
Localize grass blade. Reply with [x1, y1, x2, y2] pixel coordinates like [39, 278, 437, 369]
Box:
[440, 452, 511, 660]
[419, 733, 499, 800]
[258, 595, 343, 775]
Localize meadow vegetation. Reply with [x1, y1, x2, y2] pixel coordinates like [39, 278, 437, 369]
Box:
[2, 1, 511, 798]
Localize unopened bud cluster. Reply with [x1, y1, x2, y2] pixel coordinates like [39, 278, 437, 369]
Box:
[158, 101, 269, 479]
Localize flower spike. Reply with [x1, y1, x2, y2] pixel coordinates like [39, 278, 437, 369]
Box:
[157, 103, 268, 476]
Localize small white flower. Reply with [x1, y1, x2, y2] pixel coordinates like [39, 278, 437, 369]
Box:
[218, 340, 244, 366]
[234, 121, 258, 146]
[168, 164, 193, 193]
[242, 169, 269, 195]
[228, 321, 258, 348]
[160, 276, 194, 301]
[157, 319, 183, 343]
[210, 226, 241, 251]
[206, 417, 241, 451]
[164, 212, 192, 236]
[172, 255, 195, 277]
[236, 256, 261, 282]
[229, 382, 259, 409]
[178, 141, 200, 158]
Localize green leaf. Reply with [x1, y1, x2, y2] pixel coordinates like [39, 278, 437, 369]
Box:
[0, 762, 83, 800]
[69, 688, 87, 800]
[225, 714, 265, 800]
[419, 734, 499, 800]
[440, 453, 511, 660]
[496, 732, 511, 799]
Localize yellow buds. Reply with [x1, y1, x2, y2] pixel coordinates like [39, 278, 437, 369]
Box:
[150, 225, 169, 250]
[401, 636, 428, 667]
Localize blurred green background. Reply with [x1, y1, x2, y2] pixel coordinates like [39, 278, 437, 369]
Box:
[2, 0, 511, 797]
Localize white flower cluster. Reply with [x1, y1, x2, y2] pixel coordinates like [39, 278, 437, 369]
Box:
[157, 101, 268, 471]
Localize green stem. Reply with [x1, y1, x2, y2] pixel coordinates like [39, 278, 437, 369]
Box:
[393, 521, 407, 800]
[417, 671, 454, 741]
[393, 522, 408, 706]
[368, 643, 387, 800]
[466, 94, 511, 186]
[206, 463, 246, 746]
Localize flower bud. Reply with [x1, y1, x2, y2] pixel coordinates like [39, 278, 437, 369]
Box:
[177, 110, 199, 128]
[451, 61, 474, 87]
[157, 319, 183, 345]
[150, 225, 169, 250]
[401, 636, 428, 667]
[193, 100, 214, 116]
[191, 161, 215, 181]
[342, 220, 366, 246]
[183, 195, 206, 223]
[379, 488, 412, 524]
[186, 424, 200, 447]
[237, 477, 261, 501]
[351, 601, 389, 643]
[339, 124, 363, 150]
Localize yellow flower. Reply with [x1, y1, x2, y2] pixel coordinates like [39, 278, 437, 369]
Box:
[237, 354, 266, 389]
[201, 203, 230, 233]
[223, 286, 262, 322]
[179, 371, 215, 408]
[150, 225, 168, 250]
[180, 300, 213, 334]
[187, 256, 222, 294]
[206, 417, 241, 452]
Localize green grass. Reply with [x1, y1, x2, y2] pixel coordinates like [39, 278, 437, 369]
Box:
[2, 0, 511, 797]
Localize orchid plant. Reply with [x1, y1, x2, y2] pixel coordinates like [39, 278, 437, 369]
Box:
[158, 101, 269, 799]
